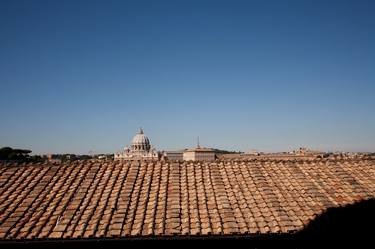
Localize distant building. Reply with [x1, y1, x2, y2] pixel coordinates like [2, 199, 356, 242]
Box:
[97, 154, 113, 160]
[291, 147, 321, 156]
[183, 147, 216, 161]
[46, 154, 62, 164]
[245, 149, 261, 156]
[114, 128, 160, 161]
[164, 150, 184, 161]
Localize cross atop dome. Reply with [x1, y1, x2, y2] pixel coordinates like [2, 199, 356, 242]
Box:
[138, 127, 144, 134]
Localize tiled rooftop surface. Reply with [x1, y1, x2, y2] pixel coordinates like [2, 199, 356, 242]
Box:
[0, 159, 374, 240]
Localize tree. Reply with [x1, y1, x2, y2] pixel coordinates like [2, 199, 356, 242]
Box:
[0, 147, 32, 161]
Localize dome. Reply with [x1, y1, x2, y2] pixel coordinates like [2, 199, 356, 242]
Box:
[131, 127, 151, 151]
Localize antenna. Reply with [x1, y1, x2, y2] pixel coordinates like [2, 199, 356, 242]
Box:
[197, 136, 200, 148]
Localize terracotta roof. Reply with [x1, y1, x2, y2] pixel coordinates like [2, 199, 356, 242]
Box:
[0, 159, 374, 240]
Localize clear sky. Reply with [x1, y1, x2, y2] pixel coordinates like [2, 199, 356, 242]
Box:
[1, 0, 374, 154]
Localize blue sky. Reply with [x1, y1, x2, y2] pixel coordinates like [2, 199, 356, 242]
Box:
[1, 0, 374, 154]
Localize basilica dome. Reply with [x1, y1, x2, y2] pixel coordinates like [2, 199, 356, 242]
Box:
[131, 127, 151, 151]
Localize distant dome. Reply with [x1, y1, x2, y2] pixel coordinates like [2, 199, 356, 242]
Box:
[131, 127, 151, 151]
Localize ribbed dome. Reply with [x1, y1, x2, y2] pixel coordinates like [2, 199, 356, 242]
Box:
[131, 127, 151, 151]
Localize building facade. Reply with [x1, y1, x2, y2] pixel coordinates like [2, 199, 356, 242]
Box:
[183, 147, 216, 161]
[163, 151, 184, 161]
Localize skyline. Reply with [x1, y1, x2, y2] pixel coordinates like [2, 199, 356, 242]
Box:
[1, 0, 375, 154]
